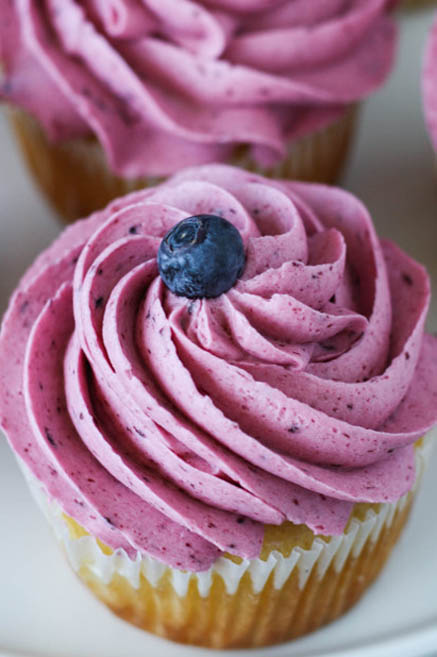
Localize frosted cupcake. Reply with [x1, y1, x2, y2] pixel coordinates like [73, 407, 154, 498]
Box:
[423, 14, 437, 159]
[1, 165, 436, 649]
[0, 1, 397, 222]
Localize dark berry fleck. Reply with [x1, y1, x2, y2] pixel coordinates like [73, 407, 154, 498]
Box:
[44, 427, 56, 447]
[157, 215, 245, 299]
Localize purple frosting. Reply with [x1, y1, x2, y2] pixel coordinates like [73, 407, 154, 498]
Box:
[1, 0, 396, 175]
[1, 165, 436, 571]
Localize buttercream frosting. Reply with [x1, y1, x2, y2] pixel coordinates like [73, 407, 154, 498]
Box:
[0, 0, 396, 176]
[1, 165, 436, 571]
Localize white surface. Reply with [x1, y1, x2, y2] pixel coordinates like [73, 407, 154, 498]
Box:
[1, 6, 437, 657]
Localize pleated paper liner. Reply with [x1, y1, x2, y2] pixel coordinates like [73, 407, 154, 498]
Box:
[230, 105, 358, 185]
[20, 434, 433, 650]
[402, 0, 436, 8]
[10, 106, 358, 224]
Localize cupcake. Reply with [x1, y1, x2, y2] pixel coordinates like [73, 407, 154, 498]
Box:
[423, 14, 437, 157]
[1, 165, 436, 649]
[0, 1, 397, 222]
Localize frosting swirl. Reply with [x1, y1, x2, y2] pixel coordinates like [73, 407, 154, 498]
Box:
[1, 165, 437, 571]
[1, 0, 396, 176]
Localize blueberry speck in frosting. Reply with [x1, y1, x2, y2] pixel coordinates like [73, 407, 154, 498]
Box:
[44, 427, 56, 447]
[288, 425, 300, 434]
[19, 300, 29, 314]
[157, 215, 245, 299]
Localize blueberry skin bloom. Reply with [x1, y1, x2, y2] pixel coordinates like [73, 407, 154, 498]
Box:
[157, 215, 246, 299]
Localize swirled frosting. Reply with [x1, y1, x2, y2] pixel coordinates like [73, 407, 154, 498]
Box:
[0, 0, 396, 176]
[1, 165, 437, 571]
[423, 15, 437, 153]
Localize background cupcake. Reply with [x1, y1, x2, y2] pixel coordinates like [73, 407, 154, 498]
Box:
[423, 13, 437, 158]
[1, 164, 436, 649]
[0, 0, 397, 222]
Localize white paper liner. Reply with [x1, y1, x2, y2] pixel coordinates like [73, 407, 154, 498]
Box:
[21, 434, 434, 599]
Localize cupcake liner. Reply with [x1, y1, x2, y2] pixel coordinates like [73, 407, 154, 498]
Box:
[18, 434, 433, 649]
[10, 106, 358, 224]
[231, 105, 358, 184]
[402, 0, 436, 7]
[9, 109, 164, 224]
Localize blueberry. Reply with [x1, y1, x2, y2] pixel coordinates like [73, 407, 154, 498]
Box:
[157, 215, 245, 299]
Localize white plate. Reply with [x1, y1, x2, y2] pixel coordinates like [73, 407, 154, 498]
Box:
[1, 6, 437, 657]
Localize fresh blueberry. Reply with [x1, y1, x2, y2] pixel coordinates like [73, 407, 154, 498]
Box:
[157, 214, 246, 299]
